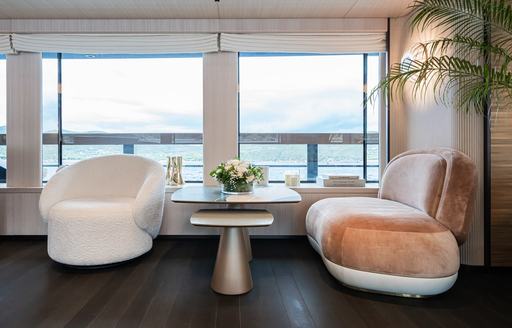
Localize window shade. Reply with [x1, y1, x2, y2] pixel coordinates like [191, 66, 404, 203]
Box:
[0, 35, 11, 53]
[220, 33, 387, 53]
[11, 34, 218, 54]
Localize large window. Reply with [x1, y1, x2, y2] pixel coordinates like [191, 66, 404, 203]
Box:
[0, 55, 6, 183]
[239, 53, 381, 183]
[43, 53, 203, 182]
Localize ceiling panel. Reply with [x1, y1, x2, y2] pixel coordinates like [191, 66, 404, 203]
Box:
[0, 0, 412, 19]
[346, 0, 412, 17]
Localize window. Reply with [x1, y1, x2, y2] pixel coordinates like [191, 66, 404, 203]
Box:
[238, 53, 381, 183]
[42, 53, 203, 182]
[0, 55, 6, 183]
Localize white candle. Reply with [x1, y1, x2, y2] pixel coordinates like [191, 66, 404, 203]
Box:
[257, 166, 270, 186]
[284, 171, 300, 187]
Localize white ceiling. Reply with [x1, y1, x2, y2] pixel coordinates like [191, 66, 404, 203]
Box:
[0, 0, 412, 19]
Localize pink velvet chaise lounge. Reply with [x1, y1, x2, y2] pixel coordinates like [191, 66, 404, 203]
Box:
[306, 148, 477, 297]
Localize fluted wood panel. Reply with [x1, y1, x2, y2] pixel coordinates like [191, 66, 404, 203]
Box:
[0, 187, 379, 235]
[202, 52, 239, 185]
[455, 110, 485, 264]
[490, 111, 512, 266]
[389, 16, 485, 265]
[388, 16, 408, 159]
[0, 191, 47, 235]
[6, 53, 42, 187]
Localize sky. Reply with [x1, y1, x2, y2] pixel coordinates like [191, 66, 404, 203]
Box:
[1, 54, 381, 134]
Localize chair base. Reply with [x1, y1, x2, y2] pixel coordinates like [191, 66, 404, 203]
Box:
[52, 249, 151, 270]
[308, 236, 458, 298]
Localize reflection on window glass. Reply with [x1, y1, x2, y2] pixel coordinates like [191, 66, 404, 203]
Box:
[43, 54, 204, 182]
[239, 53, 380, 182]
[0, 55, 6, 182]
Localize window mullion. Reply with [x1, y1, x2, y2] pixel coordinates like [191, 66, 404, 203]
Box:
[57, 53, 63, 166]
[363, 53, 368, 182]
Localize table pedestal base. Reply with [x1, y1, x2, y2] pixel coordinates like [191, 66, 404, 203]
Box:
[211, 227, 252, 295]
[242, 228, 252, 262]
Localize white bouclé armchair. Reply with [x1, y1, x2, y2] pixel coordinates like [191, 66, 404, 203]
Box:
[39, 155, 166, 266]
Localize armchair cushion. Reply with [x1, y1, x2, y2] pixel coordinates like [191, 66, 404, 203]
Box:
[306, 197, 460, 278]
[47, 197, 152, 266]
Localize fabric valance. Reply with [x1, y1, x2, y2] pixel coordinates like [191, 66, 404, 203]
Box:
[220, 33, 387, 53]
[11, 33, 219, 54]
[0, 35, 11, 53]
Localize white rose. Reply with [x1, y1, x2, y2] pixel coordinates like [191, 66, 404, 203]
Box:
[247, 175, 255, 182]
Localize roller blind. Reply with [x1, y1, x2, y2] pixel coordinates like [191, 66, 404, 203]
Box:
[0, 35, 11, 53]
[220, 33, 387, 53]
[11, 33, 219, 54]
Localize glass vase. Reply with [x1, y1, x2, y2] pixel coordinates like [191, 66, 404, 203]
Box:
[221, 181, 254, 194]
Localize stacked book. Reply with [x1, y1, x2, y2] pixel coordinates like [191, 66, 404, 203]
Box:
[316, 174, 366, 187]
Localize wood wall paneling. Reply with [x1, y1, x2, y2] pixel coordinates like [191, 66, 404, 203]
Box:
[6, 53, 42, 188]
[389, 16, 485, 265]
[0, 187, 379, 236]
[490, 111, 512, 266]
[0, 191, 47, 235]
[202, 52, 239, 185]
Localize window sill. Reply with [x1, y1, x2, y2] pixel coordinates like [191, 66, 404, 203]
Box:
[0, 184, 44, 193]
[0, 182, 380, 195]
[165, 183, 379, 194]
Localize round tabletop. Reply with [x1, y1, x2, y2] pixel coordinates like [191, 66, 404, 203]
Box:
[170, 185, 302, 204]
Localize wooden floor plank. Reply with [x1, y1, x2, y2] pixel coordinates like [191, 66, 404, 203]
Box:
[0, 238, 511, 328]
[138, 241, 194, 328]
[265, 240, 316, 328]
[284, 240, 369, 328]
[164, 239, 219, 328]
[239, 240, 292, 328]
[86, 244, 170, 328]
[65, 264, 137, 328]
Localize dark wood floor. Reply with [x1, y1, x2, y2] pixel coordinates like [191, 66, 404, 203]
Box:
[0, 238, 511, 328]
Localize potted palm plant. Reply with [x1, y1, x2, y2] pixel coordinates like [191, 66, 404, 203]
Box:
[371, 0, 512, 112]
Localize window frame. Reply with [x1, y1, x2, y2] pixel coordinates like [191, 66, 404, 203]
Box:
[236, 52, 384, 184]
[42, 52, 205, 183]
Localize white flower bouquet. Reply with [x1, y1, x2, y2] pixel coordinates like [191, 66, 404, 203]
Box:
[210, 159, 264, 194]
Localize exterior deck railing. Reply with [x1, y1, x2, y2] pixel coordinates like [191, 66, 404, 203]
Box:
[0, 132, 379, 183]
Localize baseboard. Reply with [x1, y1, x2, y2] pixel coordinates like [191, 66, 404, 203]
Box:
[0, 235, 47, 240]
[460, 264, 512, 273]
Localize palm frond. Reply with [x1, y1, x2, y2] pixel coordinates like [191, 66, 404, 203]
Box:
[410, 0, 512, 47]
[417, 35, 512, 67]
[370, 0, 512, 114]
[370, 54, 512, 113]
